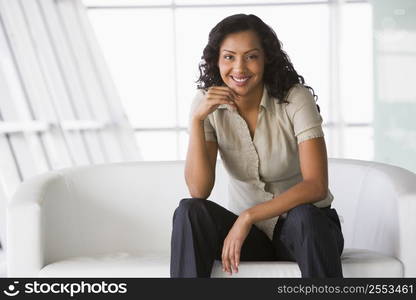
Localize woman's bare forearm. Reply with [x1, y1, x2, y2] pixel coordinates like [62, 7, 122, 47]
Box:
[185, 117, 215, 199]
[184, 86, 236, 198]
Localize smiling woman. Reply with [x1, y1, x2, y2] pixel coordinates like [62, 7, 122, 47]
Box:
[170, 13, 344, 279]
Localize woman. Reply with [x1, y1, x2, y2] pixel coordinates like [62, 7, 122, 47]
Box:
[170, 13, 344, 278]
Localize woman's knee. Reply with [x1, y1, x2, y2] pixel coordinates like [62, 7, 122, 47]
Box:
[176, 197, 207, 213]
[285, 204, 325, 233]
[287, 203, 315, 220]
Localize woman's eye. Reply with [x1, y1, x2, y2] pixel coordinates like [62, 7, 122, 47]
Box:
[223, 54, 258, 60]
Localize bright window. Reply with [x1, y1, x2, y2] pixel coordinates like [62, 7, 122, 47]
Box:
[85, 0, 373, 161]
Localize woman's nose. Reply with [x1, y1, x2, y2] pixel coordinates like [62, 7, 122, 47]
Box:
[233, 57, 247, 71]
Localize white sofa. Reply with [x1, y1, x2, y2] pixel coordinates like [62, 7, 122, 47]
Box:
[7, 158, 416, 277]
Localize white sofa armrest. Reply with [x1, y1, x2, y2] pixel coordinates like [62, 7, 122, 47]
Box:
[7, 172, 62, 277]
[398, 193, 416, 277]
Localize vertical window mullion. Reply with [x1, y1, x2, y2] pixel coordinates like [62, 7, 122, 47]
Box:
[74, 0, 141, 161]
[41, 0, 97, 166]
[56, 0, 109, 164]
[172, 5, 181, 160]
[87, 7, 177, 159]
[0, 0, 50, 179]
[22, 0, 81, 170]
[328, 0, 345, 158]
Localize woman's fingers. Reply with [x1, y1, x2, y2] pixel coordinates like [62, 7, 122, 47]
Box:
[208, 86, 238, 100]
[229, 244, 236, 274]
[209, 85, 238, 96]
[222, 241, 232, 275]
[229, 242, 240, 273]
[209, 95, 234, 104]
[194, 86, 236, 120]
[207, 91, 235, 103]
[222, 240, 242, 275]
[234, 243, 240, 273]
[221, 242, 226, 272]
[206, 88, 234, 102]
[221, 243, 227, 273]
[226, 244, 232, 275]
[207, 94, 236, 108]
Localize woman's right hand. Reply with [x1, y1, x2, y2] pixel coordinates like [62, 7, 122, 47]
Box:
[192, 86, 238, 121]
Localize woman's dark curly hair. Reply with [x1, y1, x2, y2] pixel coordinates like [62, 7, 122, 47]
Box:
[196, 13, 319, 111]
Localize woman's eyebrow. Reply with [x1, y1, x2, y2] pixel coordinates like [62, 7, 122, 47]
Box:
[222, 48, 260, 54]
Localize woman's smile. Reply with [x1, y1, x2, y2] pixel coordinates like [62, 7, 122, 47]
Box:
[230, 75, 252, 86]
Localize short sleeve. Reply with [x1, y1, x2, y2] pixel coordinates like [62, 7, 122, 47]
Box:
[285, 84, 324, 144]
[187, 89, 217, 142]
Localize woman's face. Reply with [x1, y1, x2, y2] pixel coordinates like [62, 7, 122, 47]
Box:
[218, 30, 265, 96]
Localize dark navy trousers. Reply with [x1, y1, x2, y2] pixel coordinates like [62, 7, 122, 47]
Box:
[170, 198, 344, 278]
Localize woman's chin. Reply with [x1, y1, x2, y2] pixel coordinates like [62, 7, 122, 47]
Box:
[231, 86, 251, 97]
[223, 80, 259, 97]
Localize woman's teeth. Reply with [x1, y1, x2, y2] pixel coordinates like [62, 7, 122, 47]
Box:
[232, 76, 250, 82]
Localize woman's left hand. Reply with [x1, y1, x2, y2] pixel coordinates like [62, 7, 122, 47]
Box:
[221, 212, 252, 275]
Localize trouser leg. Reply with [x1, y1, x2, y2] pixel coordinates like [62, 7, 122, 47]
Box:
[273, 203, 344, 278]
[170, 198, 276, 278]
[170, 198, 218, 277]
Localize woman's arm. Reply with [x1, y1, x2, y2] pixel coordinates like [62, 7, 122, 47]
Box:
[242, 85, 328, 223]
[185, 87, 236, 199]
[222, 137, 328, 275]
[185, 117, 218, 199]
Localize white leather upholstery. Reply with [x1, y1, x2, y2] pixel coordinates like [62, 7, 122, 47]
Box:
[37, 248, 402, 278]
[7, 158, 416, 277]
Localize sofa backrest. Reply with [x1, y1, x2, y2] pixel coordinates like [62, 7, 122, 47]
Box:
[39, 158, 415, 263]
[42, 160, 228, 264]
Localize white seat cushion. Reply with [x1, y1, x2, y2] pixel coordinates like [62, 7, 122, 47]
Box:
[340, 248, 403, 277]
[213, 249, 403, 278]
[38, 248, 403, 278]
[39, 251, 170, 278]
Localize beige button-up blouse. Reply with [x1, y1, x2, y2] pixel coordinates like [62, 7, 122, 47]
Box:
[188, 83, 333, 240]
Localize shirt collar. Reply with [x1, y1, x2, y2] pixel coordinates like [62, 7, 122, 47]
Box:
[217, 84, 272, 112]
